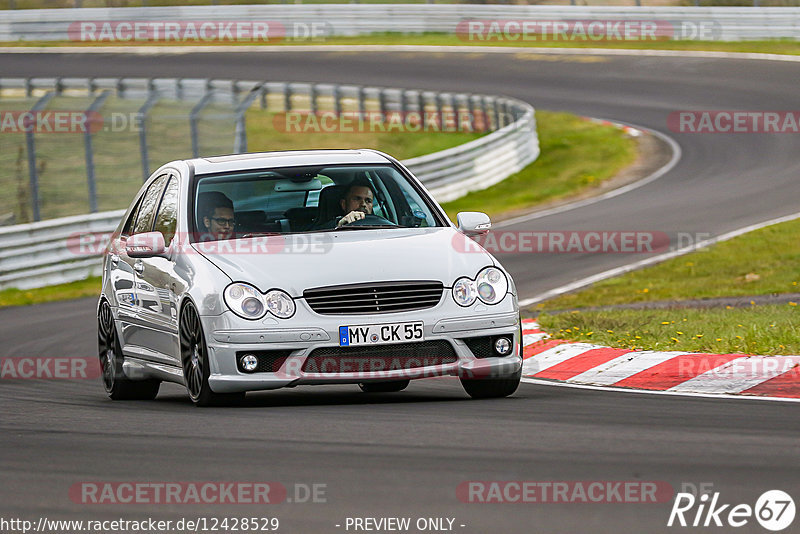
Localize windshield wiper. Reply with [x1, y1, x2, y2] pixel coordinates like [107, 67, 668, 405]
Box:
[331, 224, 398, 231]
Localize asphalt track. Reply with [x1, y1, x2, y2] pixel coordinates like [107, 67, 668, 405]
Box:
[1, 49, 799, 533]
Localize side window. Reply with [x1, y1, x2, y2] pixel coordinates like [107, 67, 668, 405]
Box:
[121, 197, 143, 238]
[153, 176, 178, 247]
[133, 174, 169, 235]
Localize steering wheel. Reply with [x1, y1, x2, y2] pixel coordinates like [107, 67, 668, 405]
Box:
[344, 213, 397, 226]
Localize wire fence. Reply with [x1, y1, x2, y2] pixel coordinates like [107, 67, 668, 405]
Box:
[0, 77, 535, 225]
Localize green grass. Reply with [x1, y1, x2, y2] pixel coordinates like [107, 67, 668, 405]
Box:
[440, 111, 637, 221]
[539, 217, 800, 311]
[534, 217, 800, 355]
[538, 304, 800, 355]
[0, 276, 101, 307]
[7, 33, 800, 57]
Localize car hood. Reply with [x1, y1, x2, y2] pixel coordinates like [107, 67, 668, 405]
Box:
[192, 227, 495, 296]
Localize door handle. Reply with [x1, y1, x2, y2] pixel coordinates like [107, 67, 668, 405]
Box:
[133, 260, 144, 274]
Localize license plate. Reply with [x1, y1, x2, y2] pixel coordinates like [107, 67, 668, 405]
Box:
[339, 322, 424, 347]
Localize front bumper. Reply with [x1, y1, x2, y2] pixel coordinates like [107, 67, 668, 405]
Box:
[201, 294, 521, 394]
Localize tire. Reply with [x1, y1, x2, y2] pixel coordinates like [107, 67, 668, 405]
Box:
[358, 380, 410, 393]
[180, 302, 245, 407]
[460, 368, 522, 399]
[98, 300, 160, 400]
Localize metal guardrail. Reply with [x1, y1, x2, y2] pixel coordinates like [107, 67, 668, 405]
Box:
[0, 76, 539, 290]
[2, 5, 800, 41]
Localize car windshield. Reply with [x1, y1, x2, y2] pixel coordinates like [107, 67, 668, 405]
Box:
[193, 164, 443, 241]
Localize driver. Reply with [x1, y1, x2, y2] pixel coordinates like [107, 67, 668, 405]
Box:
[198, 191, 235, 240]
[336, 180, 374, 227]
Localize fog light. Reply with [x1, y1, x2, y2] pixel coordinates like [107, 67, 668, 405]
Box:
[494, 337, 512, 356]
[240, 354, 258, 372]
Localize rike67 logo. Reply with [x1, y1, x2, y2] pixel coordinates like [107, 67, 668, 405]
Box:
[668, 489, 795, 531]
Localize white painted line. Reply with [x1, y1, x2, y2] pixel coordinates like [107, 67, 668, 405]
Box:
[523, 332, 549, 345]
[519, 210, 800, 307]
[668, 355, 800, 395]
[3, 45, 800, 64]
[497, 122, 681, 229]
[522, 342, 603, 376]
[520, 377, 800, 403]
[567, 350, 688, 386]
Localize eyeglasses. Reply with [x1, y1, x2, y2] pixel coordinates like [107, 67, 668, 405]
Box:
[211, 217, 236, 227]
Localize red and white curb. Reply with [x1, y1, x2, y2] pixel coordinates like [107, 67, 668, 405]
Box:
[521, 319, 800, 401]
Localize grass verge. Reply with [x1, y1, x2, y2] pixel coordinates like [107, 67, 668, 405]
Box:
[537, 304, 800, 355]
[538, 217, 800, 311]
[535, 217, 800, 355]
[0, 276, 101, 307]
[440, 111, 637, 221]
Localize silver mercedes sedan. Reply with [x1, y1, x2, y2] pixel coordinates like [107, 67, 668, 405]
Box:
[97, 149, 522, 406]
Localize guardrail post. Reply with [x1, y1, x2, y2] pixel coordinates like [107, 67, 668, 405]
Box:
[467, 95, 477, 132]
[24, 91, 55, 222]
[260, 84, 268, 110]
[378, 89, 387, 117]
[84, 90, 110, 214]
[309, 84, 317, 114]
[190, 89, 213, 158]
[418, 92, 426, 130]
[284, 83, 292, 112]
[400, 90, 409, 115]
[358, 87, 366, 116]
[450, 93, 459, 132]
[137, 85, 160, 182]
[436, 93, 445, 131]
[333, 85, 342, 115]
[233, 87, 262, 154]
[492, 98, 501, 130]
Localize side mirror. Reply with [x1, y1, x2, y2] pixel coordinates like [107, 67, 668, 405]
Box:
[125, 231, 166, 258]
[456, 212, 492, 236]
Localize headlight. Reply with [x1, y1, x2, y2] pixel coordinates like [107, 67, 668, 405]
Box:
[265, 289, 295, 319]
[452, 277, 477, 307]
[224, 283, 295, 320]
[476, 267, 508, 305]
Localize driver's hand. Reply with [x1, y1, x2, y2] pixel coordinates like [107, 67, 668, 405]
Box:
[337, 211, 366, 227]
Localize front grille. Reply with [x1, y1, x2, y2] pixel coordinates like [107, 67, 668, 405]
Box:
[303, 281, 443, 315]
[236, 350, 292, 373]
[462, 336, 494, 359]
[302, 340, 457, 374]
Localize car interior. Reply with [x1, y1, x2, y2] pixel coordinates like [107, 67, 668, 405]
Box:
[194, 165, 434, 239]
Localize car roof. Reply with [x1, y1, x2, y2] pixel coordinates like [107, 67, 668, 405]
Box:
[189, 149, 393, 175]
